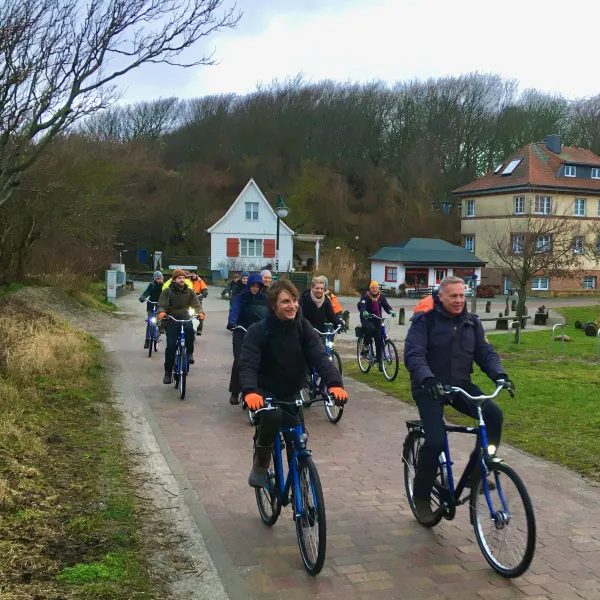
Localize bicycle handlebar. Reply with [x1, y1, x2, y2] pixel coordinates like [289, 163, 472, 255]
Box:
[163, 315, 197, 323]
[367, 313, 394, 321]
[314, 325, 342, 336]
[254, 396, 304, 414]
[147, 300, 159, 305]
[233, 325, 247, 332]
[446, 381, 506, 402]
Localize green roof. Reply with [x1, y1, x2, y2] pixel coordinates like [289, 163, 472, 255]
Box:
[369, 238, 485, 267]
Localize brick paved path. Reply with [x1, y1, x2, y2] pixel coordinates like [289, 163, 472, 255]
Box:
[114, 295, 600, 600]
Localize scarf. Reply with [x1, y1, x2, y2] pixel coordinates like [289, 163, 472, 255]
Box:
[310, 290, 325, 308]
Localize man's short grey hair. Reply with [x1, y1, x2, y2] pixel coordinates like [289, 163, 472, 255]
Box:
[311, 275, 326, 288]
[438, 276, 466, 293]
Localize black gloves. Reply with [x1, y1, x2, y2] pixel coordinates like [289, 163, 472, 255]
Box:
[422, 378, 447, 401]
[497, 377, 515, 397]
[201, 290, 208, 298]
[138, 296, 146, 303]
[226, 322, 235, 331]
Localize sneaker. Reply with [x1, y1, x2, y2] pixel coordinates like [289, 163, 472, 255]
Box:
[414, 498, 436, 526]
[188, 354, 195, 365]
[163, 372, 172, 385]
[229, 393, 240, 405]
[196, 325, 202, 335]
[144, 339, 150, 349]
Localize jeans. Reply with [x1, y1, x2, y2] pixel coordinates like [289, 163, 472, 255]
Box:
[412, 382, 503, 500]
[229, 329, 245, 395]
[164, 320, 194, 372]
[363, 320, 383, 361]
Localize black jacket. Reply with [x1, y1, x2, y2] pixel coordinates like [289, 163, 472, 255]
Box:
[239, 313, 343, 398]
[228, 274, 268, 329]
[404, 296, 506, 389]
[298, 289, 341, 332]
[140, 281, 163, 312]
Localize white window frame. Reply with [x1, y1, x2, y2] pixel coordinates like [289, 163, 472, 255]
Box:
[514, 196, 525, 215]
[466, 200, 475, 217]
[564, 165, 576, 177]
[573, 237, 585, 255]
[240, 238, 263, 257]
[512, 234, 525, 255]
[574, 198, 586, 217]
[535, 235, 551, 253]
[592, 168, 600, 179]
[531, 277, 549, 291]
[535, 196, 552, 215]
[464, 235, 474, 252]
[583, 276, 596, 289]
[244, 202, 259, 221]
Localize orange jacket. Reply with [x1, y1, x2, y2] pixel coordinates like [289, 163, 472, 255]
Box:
[413, 294, 434, 314]
[191, 278, 207, 295]
[326, 291, 342, 314]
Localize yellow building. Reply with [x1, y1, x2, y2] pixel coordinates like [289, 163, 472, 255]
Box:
[453, 135, 600, 294]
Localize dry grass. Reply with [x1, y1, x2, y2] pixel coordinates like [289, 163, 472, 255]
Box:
[317, 248, 365, 294]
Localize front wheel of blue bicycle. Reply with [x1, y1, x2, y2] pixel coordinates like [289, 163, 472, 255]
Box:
[356, 339, 372, 373]
[295, 456, 326, 576]
[470, 461, 536, 578]
[255, 454, 281, 526]
[382, 340, 399, 382]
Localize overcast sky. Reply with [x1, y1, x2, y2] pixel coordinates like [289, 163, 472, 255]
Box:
[120, 0, 600, 103]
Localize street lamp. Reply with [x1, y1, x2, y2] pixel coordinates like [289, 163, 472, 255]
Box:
[275, 194, 289, 275]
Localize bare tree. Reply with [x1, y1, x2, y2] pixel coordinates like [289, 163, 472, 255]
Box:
[0, 0, 240, 207]
[486, 207, 600, 339]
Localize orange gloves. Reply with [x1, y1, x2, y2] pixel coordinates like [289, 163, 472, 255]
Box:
[158, 312, 166, 320]
[244, 393, 264, 411]
[329, 387, 348, 405]
[198, 313, 205, 320]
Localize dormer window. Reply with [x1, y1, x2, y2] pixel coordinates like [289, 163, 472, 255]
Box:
[592, 168, 600, 179]
[564, 165, 576, 177]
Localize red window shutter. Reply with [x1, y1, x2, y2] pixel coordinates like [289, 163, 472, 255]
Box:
[263, 239, 276, 258]
[226, 238, 239, 257]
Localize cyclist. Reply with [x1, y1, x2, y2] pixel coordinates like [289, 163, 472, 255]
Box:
[227, 273, 241, 304]
[404, 275, 513, 525]
[239, 279, 348, 488]
[189, 270, 208, 335]
[157, 269, 204, 385]
[298, 275, 344, 332]
[260, 269, 272, 288]
[226, 273, 268, 405]
[139, 271, 164, 349]
[230, 271, 248, 305]
[358, 281, 396, 371]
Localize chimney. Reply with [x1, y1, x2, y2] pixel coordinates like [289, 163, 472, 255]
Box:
[545, 134, 561, 154]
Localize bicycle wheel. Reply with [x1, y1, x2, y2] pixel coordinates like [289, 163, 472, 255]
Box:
[255, 450, 281, 526]
[357, 339, 372, 373]
[153, 327, 159, 353]
[295, 456, 326, 576]
[331, 349, 342, 376]
[324, 392, 343, 424]
[173, 349, 180, 388]
[179, 348, 187, 400]
[470, 461, 536, 578]
[148, 327, 154, 358]
[382, 340, 399, 382]
[402, 430, 447, 528]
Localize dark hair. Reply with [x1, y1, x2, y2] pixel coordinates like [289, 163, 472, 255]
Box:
[266, 279, 299, 310]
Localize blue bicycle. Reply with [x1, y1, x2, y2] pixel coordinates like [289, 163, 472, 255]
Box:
[356, 313, 399, 381]
[164, 314, 196, 400]
[145, 301, 160, 358]
[302, 324, 344, 423]
[403, 382, 536, 577]
[254, 396, 327, 576]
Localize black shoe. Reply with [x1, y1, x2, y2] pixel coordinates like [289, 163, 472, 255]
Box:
[163, 372, 172, 385]
[414, 498, 436, 526]
[144, 339, 150, 349]
[188, 354, 195, 365]
[229, 393, 240, 405]
[377, 360, 383, 372]
[196, 326, 202, 335]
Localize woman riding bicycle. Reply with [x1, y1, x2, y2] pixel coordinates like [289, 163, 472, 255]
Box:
[226, 273, 268, 405]
[298, 276, 344, 332]
[139, 271, 164, 348]
[358, 281, 396, 371]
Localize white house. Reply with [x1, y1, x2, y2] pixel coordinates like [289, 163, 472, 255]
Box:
[207, 179, 295, 278]
[370, 238, 486, 289]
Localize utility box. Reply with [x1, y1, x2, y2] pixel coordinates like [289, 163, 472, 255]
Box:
[105, 270, 117, 304]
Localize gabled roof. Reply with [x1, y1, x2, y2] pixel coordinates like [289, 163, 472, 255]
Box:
[453, 143, 600, 196]
[207, 178, 295, 234]
[370, 238, 485, 266]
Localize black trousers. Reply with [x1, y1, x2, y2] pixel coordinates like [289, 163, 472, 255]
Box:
[229, 329, 245, 395]
[255, 398, 304, 464]
[412, 382, 503, 500]
[164, 320, 194, 372]
[363, 320, 383, 361]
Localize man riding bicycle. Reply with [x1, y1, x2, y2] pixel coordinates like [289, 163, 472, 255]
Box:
[358, 281, 396, 371]
[404, 275, 513, 525]
[299, 275, 345, 332]
[226, 273, 268, 405]
[158, 269, 204, 385]
[139, 271, 164, 348]
[239, 279, 348, 488]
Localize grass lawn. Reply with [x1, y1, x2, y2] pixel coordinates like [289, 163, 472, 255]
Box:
[344, 304, 600, 481]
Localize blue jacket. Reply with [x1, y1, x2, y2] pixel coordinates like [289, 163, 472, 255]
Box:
[404, 295, 506, 389]
[228, 273, 269, 329]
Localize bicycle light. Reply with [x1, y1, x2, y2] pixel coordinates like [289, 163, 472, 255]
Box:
[188, 308, 195, 316]
[299, 432, 309, 448]
[150, 317, 157, 324]
[487, 445, 497, 455]
[326, 340, 333, 349]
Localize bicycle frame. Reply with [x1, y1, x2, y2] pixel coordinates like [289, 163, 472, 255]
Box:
[363, 314, 393, 361]
[307, 326, 341, 403]
[164, 315, 195, 373]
